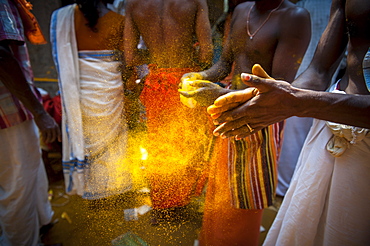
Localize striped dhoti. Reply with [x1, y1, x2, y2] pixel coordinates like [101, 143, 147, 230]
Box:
[199, 123, 282, 246]
[229, 123, 280, 209]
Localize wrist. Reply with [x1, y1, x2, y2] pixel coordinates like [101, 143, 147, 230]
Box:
[199, 62, 211, 71]
[293, 87, 320, 118]
[32, 107, 48, 119]
[199, 71, 207, 80]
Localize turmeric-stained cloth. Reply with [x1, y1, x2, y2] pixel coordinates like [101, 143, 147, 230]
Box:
[199, 123, 280, 246]
[140, 65, 213, 209]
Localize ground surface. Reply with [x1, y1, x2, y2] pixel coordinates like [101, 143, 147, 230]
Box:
[41, 153, 277, 246]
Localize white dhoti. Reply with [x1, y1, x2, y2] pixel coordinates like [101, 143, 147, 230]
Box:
[51, 4, 132, 199]
[264, 117, 370, 246]
[0, 120, 53, 246]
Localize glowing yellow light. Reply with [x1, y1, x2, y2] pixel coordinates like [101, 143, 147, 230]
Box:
[140, 146, 148, 161]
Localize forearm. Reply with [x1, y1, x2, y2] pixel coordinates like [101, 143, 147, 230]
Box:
[293, 55, 344, 91]
[195, 0, 213, 70]
[200, 59, 232, 82]
[293, 88, 370, 128]
[0, 44, 60, 142]
[0, 47, 45, 117]
[293, 2, 347, 91]
[197, 44, 213, 70]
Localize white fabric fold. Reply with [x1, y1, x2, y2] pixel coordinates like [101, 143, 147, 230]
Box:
[50, 4, 132, 198]
[51, 4, 84, 163]
[264, 85, 370, 246]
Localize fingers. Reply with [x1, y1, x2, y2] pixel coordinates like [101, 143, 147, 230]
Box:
[36, 115, 61, 144]
[241, 73, 274, 93]
[188, 80, 215, 88]
[231, 125, 254, 140]
[41, 131, 50, 145]
[181, 72, 203, 82]
[213, 121, 258, 139]
[210, 112, 221, 119]
[213, 87, 256, 107]
[244, 123, 254, 133]
[42, 125, 61, 144]
[234, 124, 263, 139]
[251, 64, 273, 79]
[181, 73, 191, 81]
[42, 129, 53, 144]
[179, 90, 195, 98]
[57, 128, 62, 142]
[213, 117, 246, 136]
[207, 102, 241, 118]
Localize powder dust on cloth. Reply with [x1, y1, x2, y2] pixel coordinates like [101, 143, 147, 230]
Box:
[140, 65, 214, 209]
[50, 4, 133, 199]
[199, 122, 281, 246]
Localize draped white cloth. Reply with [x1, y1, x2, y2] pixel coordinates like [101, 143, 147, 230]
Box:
[0, 120, 53, 246]
[51, 4, 132, 199]
[264, 88, 370, 245]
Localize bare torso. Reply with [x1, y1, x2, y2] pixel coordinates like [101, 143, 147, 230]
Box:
[342, 0, 370, 95]
[125, 0, 212, 68]
[208, 0, 370, 135]
[219, 0, 311, 89]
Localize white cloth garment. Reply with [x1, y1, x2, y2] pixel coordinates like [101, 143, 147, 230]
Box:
[264, 86, 370, 245]
[0, 120, 53, 246]
[50, 4, 132, 199]
[264, 119, 370, 246]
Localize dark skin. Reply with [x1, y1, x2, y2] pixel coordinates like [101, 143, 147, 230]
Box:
[179, 1, 309, 244]
[211, 0, 370, 139]
[124, 0, 213, 69]
[180, 0, 311, 107]
[0, 42, 61, 143]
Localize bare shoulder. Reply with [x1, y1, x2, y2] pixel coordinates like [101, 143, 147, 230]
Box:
[228, 2, 252, 25]
[125, 0, 141, 6]
[280, 1, 310, 22]
[273, 1, 311, 43]
[233, 2, 253, 16]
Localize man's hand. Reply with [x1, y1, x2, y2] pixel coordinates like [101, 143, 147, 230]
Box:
[207, 64, 269, 120]
[212, 73, 298, 139]
[207, 64, 272, 117]
[179, 72, 204, 89]
[33, 111, 61, 144]
[179, 80, 226, 107]
[0, 44, 61, 144]
[208, 64, 298, 139]
[207, 87, 258, 119]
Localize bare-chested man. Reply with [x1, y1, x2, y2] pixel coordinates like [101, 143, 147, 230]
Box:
[208, 0, 370, 245]
[179, 0, 310, 245]
[124, 0, 213, 69]
[124, 0, 213, 223]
